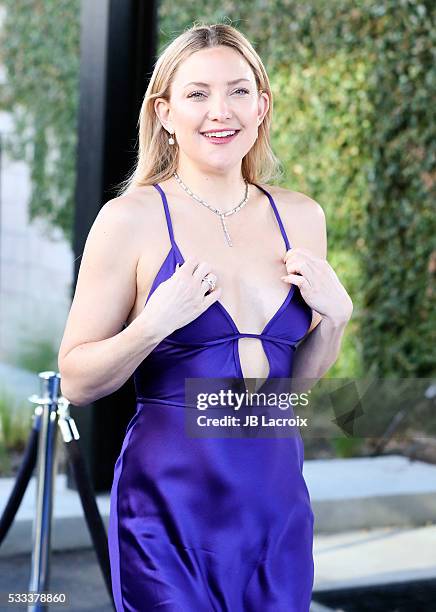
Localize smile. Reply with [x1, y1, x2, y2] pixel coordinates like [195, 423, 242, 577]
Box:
[201, 130, 240, 144]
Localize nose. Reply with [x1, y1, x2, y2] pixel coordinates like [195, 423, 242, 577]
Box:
[207, 94, 232, 121]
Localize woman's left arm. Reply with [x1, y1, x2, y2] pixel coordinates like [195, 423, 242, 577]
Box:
[288, 307, 351, 386]
[280, 197, 353, 390]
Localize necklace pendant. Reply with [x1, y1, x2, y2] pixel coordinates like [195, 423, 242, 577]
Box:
[220, 215, 233, 247]
[173, 171, 248, 248]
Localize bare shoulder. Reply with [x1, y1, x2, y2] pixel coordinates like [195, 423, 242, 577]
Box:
[93, 184, 170, 258]
[262, 184, 327, 260]
[99, 184, 162, 230]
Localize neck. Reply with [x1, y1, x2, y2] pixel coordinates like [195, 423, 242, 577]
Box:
[173, 159, 248, 213]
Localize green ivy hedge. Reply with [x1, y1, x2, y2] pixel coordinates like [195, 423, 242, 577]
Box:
[0, 0, 434, 378]
[0, 0, 80, 242]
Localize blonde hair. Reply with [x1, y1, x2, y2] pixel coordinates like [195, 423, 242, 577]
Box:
[116, 23, 282, 195]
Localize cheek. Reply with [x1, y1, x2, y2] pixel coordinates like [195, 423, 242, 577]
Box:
[237, 101, 262, 126]
[241, 130, 260, 152]
[173, 104, 201, 128]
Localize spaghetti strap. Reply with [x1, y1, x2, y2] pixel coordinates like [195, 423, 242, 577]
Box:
[253, 183, 291, 251]
[152, 183, 179, 255]
[153, 181, 290, 259]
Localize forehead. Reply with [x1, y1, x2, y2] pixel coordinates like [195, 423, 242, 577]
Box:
[172, 46, 255, 88]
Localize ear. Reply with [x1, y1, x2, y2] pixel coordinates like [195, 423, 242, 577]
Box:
[154, 97, 172, 132]
[257, 90, 270, 127]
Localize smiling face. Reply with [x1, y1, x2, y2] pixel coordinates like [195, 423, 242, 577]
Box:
[154, 45, 269, 174]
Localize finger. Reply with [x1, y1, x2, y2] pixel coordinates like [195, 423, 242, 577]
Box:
[180, 257, 201, 275]
[283, 247, 315, 264]
[202, 285, 222, 308]
[283, 249, 292, 264]
[192, 261, 213, 281]
[280, 273, 306, 287]
[285, 257, 314, 279]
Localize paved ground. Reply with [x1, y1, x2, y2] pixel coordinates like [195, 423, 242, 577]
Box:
[0, 549, 114, 611]
[1, 548, 436, 611]
[313, 524, 436, 591]
[314, 577, 436, 611]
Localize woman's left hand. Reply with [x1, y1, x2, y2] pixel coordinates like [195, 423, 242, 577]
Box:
[281, 247, 353, 325]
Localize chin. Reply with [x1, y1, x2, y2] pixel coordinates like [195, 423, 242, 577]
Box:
[205, 160, 239, 173]
[192, 153, 233, 169]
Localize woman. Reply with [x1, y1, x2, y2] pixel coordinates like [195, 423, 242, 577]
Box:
[58, 23, 353, 612]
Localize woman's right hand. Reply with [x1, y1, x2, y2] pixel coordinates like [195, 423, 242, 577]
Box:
[141, 258, 222, 337]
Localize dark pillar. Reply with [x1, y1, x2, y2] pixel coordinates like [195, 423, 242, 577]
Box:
[68, 0, 158, 492]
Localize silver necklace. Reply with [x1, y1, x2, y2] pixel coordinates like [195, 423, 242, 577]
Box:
[173, 171, 249, 247]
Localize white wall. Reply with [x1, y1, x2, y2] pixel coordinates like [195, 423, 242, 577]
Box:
[0, 110, 73, 386]
[0, 4, 73, 401]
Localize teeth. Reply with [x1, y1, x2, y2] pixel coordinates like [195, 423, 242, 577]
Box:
[203, 130, 236, 138]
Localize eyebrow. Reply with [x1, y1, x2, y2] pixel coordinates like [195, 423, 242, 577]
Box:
[182, 78, 251, 89]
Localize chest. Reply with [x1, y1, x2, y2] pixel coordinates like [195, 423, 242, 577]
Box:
[200, 245, 291, 333]
[135, 238, 290, 331]
[130, 187, 294, 331]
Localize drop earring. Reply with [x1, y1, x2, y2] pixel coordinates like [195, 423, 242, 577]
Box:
[168, 131, 175, 145]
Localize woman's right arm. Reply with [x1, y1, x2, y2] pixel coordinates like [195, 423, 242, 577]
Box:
[58, 193, 222, 407]
[58, 197, 168, 407]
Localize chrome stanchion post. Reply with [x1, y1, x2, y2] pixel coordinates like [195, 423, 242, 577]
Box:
[57, 396, 76, 443]
[27, 371, 61, 612]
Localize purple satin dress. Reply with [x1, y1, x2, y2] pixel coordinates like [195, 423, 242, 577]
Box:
[108, 183, 315, 611]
